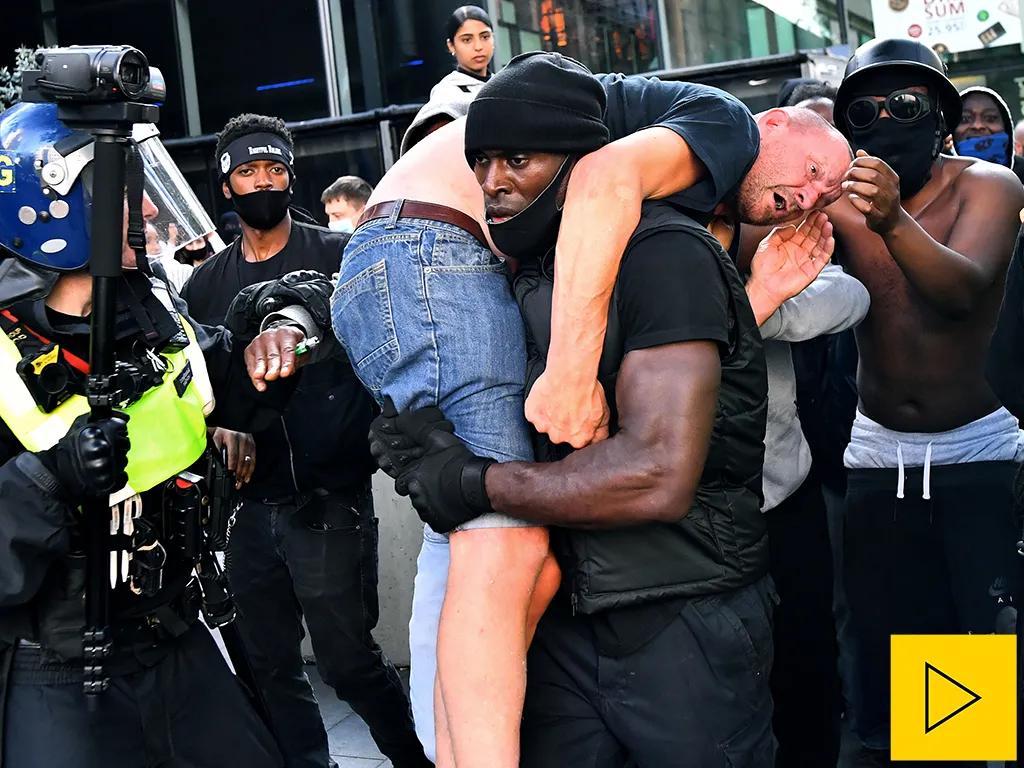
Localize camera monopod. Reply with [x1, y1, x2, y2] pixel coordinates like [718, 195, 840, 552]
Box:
[70, 100, 158, 699]
[22, 44, 164, 700]
[84, 111, 144, 696]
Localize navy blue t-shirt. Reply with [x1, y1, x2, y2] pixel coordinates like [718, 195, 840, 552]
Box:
[597, 73, 760, 212]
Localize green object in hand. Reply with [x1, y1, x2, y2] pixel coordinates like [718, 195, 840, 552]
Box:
[295, 336, 320, 356]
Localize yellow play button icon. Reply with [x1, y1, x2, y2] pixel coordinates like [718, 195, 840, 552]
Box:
[924, 662, 981, 733]
[892, 635, 1016, 761]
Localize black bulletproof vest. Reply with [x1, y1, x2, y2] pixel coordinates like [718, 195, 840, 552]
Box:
[513, 201, 770, 613]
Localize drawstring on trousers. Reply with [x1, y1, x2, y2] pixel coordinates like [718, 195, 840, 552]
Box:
[923, 441, 933, 501]
[896, 442, 905, 500]
[894, 440, 934, 501]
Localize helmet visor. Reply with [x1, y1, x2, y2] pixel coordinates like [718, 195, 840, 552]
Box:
[135, 132, 217, 257]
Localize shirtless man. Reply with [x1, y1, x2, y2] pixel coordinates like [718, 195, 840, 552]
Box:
[331, 59, 851, 767]
[825, 38, 1024, 761]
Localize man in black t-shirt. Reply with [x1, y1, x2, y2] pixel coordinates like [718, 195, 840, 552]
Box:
[366, 53, 838, 766]
[180, 114, 429, 768]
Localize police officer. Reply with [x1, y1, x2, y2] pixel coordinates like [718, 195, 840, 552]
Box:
[0, 101, 335, 767]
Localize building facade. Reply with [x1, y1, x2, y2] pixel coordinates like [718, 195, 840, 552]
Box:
[7, 0, 1024, 215]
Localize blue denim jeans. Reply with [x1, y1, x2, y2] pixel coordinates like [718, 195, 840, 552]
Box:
[331, 211, 534, 468]
[330, 210, 537, 759]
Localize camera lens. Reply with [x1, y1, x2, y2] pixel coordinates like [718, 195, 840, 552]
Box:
[110, 47, 149, 99]
[38, 362, 69, 395]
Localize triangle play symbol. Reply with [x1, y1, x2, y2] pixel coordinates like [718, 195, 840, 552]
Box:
[925, 662, 982, 733]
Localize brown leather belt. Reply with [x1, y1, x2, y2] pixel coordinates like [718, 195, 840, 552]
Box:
[357, 200, 488, 247]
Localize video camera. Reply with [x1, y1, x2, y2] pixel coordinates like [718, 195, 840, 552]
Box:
[21, 45, 165, 105]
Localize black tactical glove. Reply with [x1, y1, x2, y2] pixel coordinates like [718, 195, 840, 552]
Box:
[37, 413, 130, 500]
[369, 398, 495, 533]
[368, 397, 452, 477]
[226, 269, 333, 341]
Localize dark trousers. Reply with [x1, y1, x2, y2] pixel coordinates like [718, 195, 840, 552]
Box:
[3, 623, 282, 768]
[226, 489, 428, 768]
[521, 578, 777, 768]
[765, 473, 841, 768]
[844, 461, 1020, 767]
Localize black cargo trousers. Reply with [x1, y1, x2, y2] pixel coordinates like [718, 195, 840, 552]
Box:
[521, 577, 778, 768]
[226, 484, 428, 768]
[2, 623, 282, 768]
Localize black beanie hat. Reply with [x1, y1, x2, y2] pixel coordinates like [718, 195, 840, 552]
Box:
[464, 51, 609, 167]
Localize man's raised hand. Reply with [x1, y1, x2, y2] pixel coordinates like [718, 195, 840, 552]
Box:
[843, 149, 903, 235]
[746, 210, 834, 323]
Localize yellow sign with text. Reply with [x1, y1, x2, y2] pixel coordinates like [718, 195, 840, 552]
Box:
[891, 634, 1017, 762]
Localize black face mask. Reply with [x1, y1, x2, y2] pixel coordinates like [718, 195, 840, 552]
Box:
[847, 101, 941, 200]
[488, 158, 574, 259]
[231, 189, 292, 230]
[174, 240, 213, 266]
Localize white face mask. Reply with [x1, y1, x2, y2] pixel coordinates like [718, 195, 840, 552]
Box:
[328, 218, 354, 233]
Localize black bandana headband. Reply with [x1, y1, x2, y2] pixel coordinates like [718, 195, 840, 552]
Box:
[219, 132, 295, 180]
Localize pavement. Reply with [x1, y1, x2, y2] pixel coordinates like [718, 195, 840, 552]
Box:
[309, 665, 395, 768]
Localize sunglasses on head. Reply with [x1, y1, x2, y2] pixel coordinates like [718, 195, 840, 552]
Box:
[845, 90, 933, 130]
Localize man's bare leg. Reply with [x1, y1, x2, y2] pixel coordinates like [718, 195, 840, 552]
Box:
[435, 526, 559, 768]
[433, 678, 455, 768]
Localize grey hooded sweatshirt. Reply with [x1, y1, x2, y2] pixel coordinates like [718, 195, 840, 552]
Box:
[759, 264, 870, 511]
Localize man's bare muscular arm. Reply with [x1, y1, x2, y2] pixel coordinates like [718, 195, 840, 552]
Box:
[844, 152, 1024, 319]
[488, 341, 720, 528]
[527, 128, 707, 449]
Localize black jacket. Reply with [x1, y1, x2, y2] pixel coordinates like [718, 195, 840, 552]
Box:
[988, 225, 1024, 420]
[514, 202, 770, 614]
[182, 222, 377, 499]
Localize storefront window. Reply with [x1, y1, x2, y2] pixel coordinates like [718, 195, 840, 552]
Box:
[189, 0, 330, 134]
[661, 0, 836, 68]
[372, 0, 469, 108]
[498, 1, 663, 74]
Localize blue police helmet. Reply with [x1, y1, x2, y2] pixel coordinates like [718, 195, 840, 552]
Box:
[0, 102, 96, 271]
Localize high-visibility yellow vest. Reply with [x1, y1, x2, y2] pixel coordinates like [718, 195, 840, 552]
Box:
[0, 309, 215, 505]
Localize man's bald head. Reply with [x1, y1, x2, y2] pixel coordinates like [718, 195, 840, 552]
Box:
[1014, 119, 1024, 157]
[736, 106, 852, 224]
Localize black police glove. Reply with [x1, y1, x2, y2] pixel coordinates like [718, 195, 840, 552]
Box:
[226, 269, 333, 341]
[369, 398, 495, 533]
[37, 413, 130, 500]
